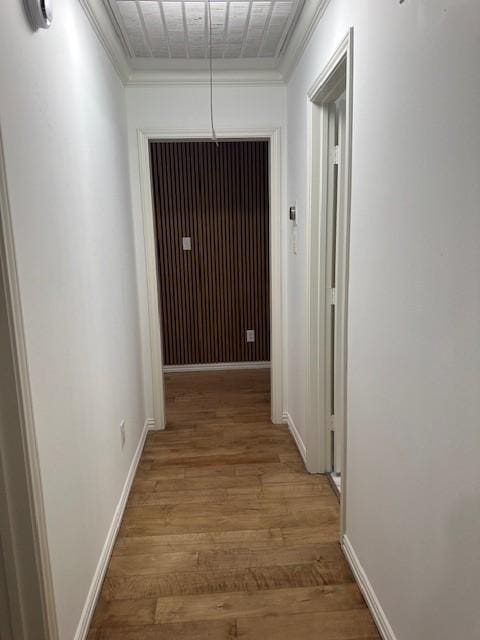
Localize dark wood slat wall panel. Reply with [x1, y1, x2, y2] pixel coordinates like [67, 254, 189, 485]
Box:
[150, 141, 270, 366]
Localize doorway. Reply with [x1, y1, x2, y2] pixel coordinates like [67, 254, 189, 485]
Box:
[149, 139, 271, 427]
[304, 31, 353, 531]
[137, 128, 283, 429]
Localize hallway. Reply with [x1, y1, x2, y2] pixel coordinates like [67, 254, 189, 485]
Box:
[88, 370, 379, 639]
[2, 2, 479, 637]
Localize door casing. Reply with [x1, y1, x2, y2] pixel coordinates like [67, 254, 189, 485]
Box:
[0, 125, 59, 640]
[304, 30, 354, 536]
[137, 128, 284, 428]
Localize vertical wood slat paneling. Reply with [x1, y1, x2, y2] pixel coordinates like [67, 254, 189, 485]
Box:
[150, 140, 270, 366]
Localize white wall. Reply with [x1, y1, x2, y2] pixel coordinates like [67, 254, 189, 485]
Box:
[125, 84, 288, 419]
[0, 3, 145, 638]
[287, 1, 480, 639]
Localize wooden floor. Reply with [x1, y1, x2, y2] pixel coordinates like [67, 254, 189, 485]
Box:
[88, 370, 379, 639]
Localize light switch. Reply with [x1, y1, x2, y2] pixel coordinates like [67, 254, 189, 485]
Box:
[182, 237, 192, 251]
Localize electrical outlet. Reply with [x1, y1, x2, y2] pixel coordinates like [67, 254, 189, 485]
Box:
[182, 237, 192, 251]
[246, 329, 255, 343]
[120, 420, 126, 448]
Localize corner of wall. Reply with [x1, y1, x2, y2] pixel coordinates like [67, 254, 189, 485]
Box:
[283, 411, 307, 464]
[342, 535, 397, 640]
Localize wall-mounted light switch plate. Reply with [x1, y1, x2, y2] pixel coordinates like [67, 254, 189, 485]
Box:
[246, 329, 255, 343]
[182, 237, 192, 251]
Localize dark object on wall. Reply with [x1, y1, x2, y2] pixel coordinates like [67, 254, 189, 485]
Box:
[24, 0, 53, 30]
[150, 140, 270, 366]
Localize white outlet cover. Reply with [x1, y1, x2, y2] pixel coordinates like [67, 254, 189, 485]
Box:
[246, 330, 255, 343]
[182, 237, 192, 251]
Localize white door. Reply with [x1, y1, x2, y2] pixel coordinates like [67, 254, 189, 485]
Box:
[325, 92, 346, 476]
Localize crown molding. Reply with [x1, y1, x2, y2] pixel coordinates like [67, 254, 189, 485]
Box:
[78, 0, 330, 87]
[279, 0, 332, 81]
[78, 0, 130, 85]
[128, 56, 279, 72]
[126, 68, 285, 87]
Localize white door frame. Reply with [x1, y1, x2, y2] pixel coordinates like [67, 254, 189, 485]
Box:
[304, 30, 353, 533]
[137, 127, 284, 428]
[0, 127, 59, 639]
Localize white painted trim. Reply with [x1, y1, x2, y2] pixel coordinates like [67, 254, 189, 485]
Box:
[304, 81, 328, 474]
[126, 69, 285, 87]
[279, 0, 331, 81]
[282, 412, 307, 464]
[0, 127, 59, 639]
[163, 362, 271, 373]
[137, 130, 167, 432]
[137, 127, 284, 427]
[304, 30, 354, 539]
[144, 417, 158, 431]
[268, 128, 284, 425]
[306, 32, 351, 101]
[74, 420, 151, 640]
[342, 535, 398, 640]
[78, 0, 130, 85]
[339, 32, 354, 537]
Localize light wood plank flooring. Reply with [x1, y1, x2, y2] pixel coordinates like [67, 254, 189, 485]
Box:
[88, 370, 379, 639]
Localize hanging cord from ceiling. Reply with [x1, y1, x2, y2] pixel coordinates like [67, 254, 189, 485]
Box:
[207, 0, 219, 146]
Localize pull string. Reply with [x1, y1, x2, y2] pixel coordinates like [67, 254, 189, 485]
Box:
[207, 0, 219, 146]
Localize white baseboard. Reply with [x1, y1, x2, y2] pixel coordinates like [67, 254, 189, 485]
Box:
[144, 417, 163, 431]
[163, 361, 271, 373]
[342, 535, 397, 640]
[282, 411, 307, 464]
[73, 419, 151, 640]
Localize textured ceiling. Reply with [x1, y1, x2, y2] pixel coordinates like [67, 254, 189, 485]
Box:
[108, 1, 303, 60]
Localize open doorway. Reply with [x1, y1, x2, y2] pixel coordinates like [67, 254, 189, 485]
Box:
[304, 31, 353, 531]
[149, 139, 272, 428]
[137, 129, 283, 429]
